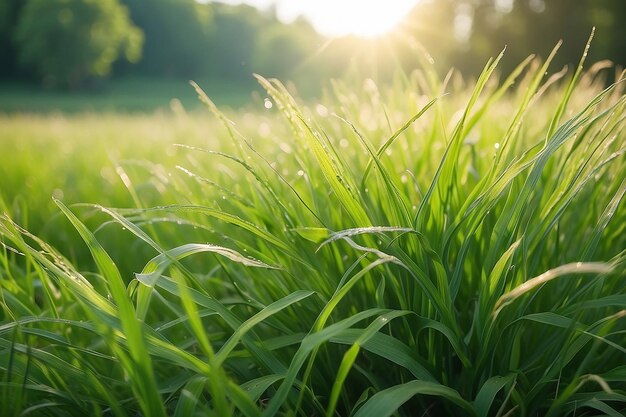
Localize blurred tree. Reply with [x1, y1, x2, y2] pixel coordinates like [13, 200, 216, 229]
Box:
[207, 3, 267, 80]
[119, 0, 213, 77]
[14, 0, 143, 88]
[253, 16, 320, 80]
[398, 0, 459, 74]
[451, 0, 626, 75]
[0, 0, 25, 78]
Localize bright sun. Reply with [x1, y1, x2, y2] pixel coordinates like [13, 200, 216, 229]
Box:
[278, 0, 420, 38]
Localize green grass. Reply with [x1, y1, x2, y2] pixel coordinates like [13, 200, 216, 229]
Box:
[0, 76, 258, 113]
[1, 44, 625, 416]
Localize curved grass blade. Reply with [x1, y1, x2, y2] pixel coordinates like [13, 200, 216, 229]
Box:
[330, 330, 436, 382]
[352, 380, 474, 417]
[493, 262, 614, 317]
[260, 308, 394, 417]
[54, 199, 167, 417]
[361, 97, 438, 186]
[326, 310, 411, 417]
[215, 290, 315, 365]
[473, 374, 516, 417]
[138, 243, 278, 287]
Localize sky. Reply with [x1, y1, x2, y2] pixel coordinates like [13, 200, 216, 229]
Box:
[209, 0, 421, 38]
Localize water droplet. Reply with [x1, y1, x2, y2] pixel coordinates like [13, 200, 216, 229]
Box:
[297, 170, 305, 176]
[494, 143, 500, 149]
[264, 98, 273, 109]
[279, 142, 292, 153]
[258, 122, 271, 137]
[316, 104, 329, 117]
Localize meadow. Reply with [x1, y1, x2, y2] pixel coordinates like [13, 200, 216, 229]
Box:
[1, 46, 625, 416]
[0, 77, 260, 114]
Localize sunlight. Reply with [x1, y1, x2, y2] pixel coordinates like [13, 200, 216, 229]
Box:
[278, 0, 420, 38]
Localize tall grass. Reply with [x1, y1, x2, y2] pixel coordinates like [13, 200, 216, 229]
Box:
[1, 43, 625, 416]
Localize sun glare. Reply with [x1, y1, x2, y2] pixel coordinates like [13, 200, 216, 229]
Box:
[278, 0, 420, 38]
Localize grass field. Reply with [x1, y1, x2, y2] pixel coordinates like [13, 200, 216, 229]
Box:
[1, 47, 625, 416]
[0, 77, 259, 113]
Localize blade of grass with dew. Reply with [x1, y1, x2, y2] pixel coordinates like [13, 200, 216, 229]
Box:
[493, 262, 614, 317]
[256, 75, 371, 227]
[135, 242, 279, 320]
[54, 199, 167, 417]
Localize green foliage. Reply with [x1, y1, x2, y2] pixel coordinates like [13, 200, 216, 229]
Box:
[204, 3, 263, 80]
[14, 0, 143, 88]
[120, 0, 213, 77]
[3, 0, 626, 95]
[253, 17, 320, 80]
[0, 0, 24, 77]
[1, 49, 625, 416]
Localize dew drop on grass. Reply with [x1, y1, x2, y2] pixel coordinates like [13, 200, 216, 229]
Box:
[264, 98, 273, 109]
[279, 142, 292, 153]
[339, 139, 349, 148]
[52, 188, 64, 200]
[316, 104, 329, 117]
[258, 122, 271, 137]
[297, 170, 305, 176]
[494, 142, 501, 149]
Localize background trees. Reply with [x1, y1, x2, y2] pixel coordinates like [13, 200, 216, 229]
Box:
[120, 0, 213, 78]
[1, 0, 624, 91]
[0, 0, 25, 78]
[14, 0, 142, 89]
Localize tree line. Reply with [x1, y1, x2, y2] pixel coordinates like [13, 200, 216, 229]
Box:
[1, 0, 624, 90]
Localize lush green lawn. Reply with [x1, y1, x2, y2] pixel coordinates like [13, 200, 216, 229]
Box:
[0, 76, 260, 113]
[1, 52, 625, 416]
